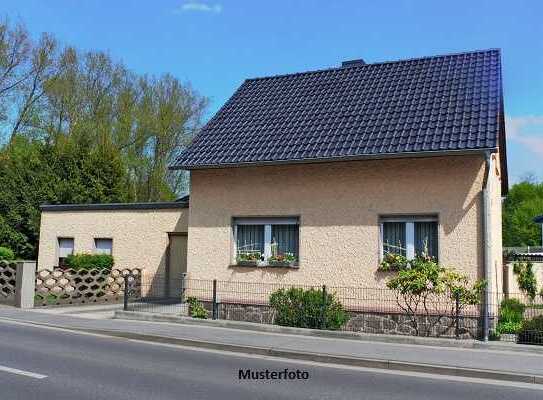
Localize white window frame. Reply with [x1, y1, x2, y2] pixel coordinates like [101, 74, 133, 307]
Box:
[94, 238, 113, 256]
[379, 215, 438, 260]
[57, 237, 74, 267]
[233, 217, 299, 262]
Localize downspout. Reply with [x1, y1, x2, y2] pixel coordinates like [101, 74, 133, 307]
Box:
[482, 151, 492, 342]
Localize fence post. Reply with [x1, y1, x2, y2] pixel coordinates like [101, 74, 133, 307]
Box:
[15, 261, 36, 309]
[123, 275, 129, 311]
[455, 291, 460, 339]
[320, 285, 327, 329]
[212, 279, 218, 320]
[180, 272, 187, 303]
[483, 289, 489, 341]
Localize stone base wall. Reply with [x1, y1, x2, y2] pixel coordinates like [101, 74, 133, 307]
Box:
[200, 301, 482, 339]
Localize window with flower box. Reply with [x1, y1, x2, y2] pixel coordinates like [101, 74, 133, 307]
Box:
[380, 215, 438, 260]
[234, 217, 299, 266]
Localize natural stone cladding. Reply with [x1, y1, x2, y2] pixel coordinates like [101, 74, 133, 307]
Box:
[201, 301, 481, 339]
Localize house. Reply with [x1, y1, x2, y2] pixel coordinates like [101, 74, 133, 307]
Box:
[171, 49, 507, 294]
[38, 49, 507, 296]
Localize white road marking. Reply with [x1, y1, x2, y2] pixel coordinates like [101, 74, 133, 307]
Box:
[0, 365, 47, 379]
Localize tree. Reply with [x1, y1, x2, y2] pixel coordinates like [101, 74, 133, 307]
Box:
[503, 180, 543, 247]
[0, 19, 206, 201]
[0, 136, 131, 258]
[386, 257, 486, 336]
[0, 19, 207, 258]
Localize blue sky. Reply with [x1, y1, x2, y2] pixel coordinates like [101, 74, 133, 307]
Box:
[3, 0, 542, 183]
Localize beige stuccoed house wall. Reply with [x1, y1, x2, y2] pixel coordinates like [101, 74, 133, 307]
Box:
[38, 207, 188, 282]
[187, 154, 503, 289]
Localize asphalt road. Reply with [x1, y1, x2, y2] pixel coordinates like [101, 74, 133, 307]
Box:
[0, 320, 541, 400]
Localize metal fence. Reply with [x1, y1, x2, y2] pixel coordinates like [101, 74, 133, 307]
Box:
[122, 276, 543, 345]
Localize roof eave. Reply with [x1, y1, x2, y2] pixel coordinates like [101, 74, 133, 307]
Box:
[40, 202, 189, 212]
[170, 147, 499, 171]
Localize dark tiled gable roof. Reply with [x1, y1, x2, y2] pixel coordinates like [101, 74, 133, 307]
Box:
[173, 49, 504, 169]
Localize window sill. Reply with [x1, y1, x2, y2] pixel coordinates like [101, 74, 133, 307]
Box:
[229, 263, 299, 269]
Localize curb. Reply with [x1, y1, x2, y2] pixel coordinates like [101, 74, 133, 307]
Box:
[3, 313, 543, 385]
[114, 310, 543, 355]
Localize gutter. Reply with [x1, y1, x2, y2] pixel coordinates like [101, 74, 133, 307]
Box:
[170, 147, 499, 171]
[482, 151, 493, 342]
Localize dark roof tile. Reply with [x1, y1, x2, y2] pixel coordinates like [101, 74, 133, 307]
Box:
[173, 49, 504, 169]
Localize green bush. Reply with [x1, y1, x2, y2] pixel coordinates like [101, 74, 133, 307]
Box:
[499, 298, 525, 324]
[269, 287, 348, 330]
[64, 253, 114, 270]
[517, 316, 543, 345]
[186, 296, 208, 319]
[496, 298, 526, 335]
[496, 321, 523, 335]
[0, 247, 15, 261]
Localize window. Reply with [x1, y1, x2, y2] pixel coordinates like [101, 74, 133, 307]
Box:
[380, 216, 438, 259]
[234, 217, 299, 264]
[94, 238, 113, 255]
[57, 237, 74, 268]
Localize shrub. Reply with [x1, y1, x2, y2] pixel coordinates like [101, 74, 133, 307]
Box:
[517, 315, 543, 345]
[385, 257, 486, 336]
[513, 261, 537, 301]
[186, 296, 208, 319]
[269, 287, 348, 330]
[496, 321, 523, 335]
[0, 247, 15, 261]
[499, 298, 525, 324]
[64, 253, 114, 271]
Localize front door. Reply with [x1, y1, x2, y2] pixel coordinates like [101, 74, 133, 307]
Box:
[168, 233, 188, 297]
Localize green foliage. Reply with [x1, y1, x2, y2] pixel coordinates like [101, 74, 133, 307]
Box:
[496, 298, 525, 334]
[378, 252, 408, 271]
[236, 252, 261, 262]
[268, 252, 296, 264]
[496, 321, 523, 335]
[386, 258, 486, 336]
[64, 253, 114, 271]
[0, 137, 131, 259]
[503, 180, 543, 247]
[518, 316, 543, 345]
[0, 247, 15, 261]
[186, 296, 208, 319]
[499, 298, 526, 323]
[513, 261, 538, 301]
[269, 287, 348, 330]
[0, 20, 207, 259]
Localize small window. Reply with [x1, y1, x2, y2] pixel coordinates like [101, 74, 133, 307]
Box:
[57, 237, 74, 268]
[234, 217, 299, 265]
[94, 238, 113, 255]
[380, 216, 438, 260]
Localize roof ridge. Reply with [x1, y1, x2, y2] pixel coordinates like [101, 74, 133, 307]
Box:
[246, 48, 501, 82]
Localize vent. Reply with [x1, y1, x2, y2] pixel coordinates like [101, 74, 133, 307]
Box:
[341, 59, 366, 68]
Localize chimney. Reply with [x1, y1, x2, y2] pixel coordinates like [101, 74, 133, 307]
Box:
[341, 59, 366, 68]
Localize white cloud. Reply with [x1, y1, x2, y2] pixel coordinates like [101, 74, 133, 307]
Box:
[506, 115, 543, 157]
[175, 2, 222, 14]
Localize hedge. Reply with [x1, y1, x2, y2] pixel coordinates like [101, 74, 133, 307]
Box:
[64, 254, 114, 271]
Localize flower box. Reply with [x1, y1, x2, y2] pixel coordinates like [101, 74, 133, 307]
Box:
[236, 260, 259, 267]
[267, 260, 296, 267]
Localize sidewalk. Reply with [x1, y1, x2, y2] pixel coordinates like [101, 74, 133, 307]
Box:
[1, 306, 543, 383]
